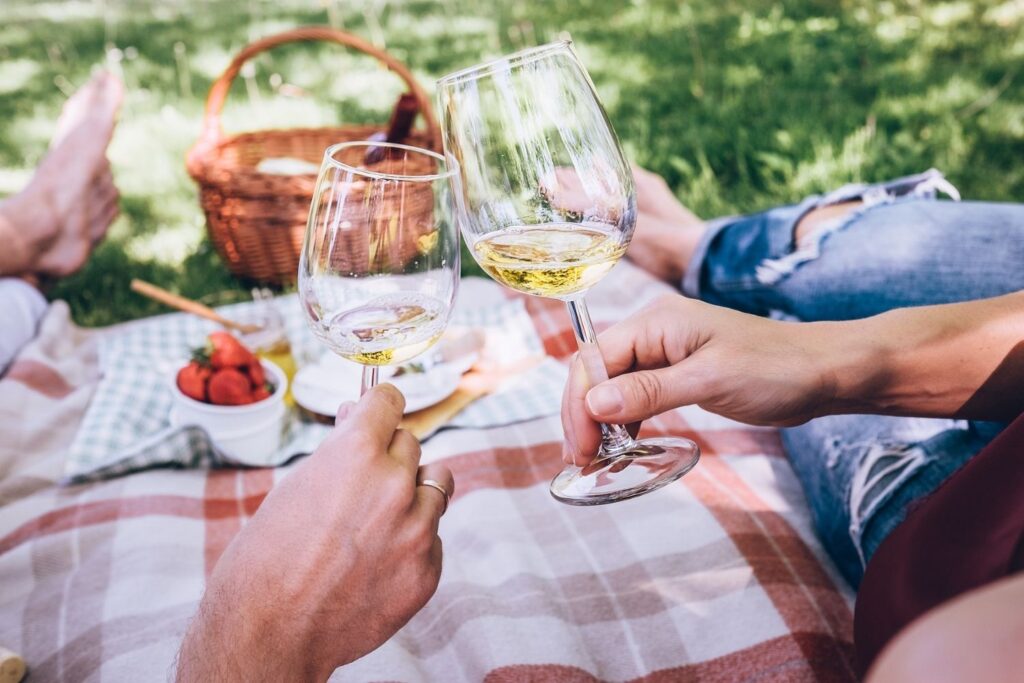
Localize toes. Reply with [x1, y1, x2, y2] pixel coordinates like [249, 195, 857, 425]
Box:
[85, 190, 120, 242]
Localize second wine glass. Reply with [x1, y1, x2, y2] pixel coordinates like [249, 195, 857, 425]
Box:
[438, 41, 700, 505]
[299, 141, 460, 396]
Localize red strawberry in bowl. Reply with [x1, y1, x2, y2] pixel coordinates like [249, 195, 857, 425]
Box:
[208, 368, 256, 406]
[168, 332, 289, 467]
[173, 332, 281, 407]
[246, 358, 266, 389]
[207, 331, 257, 369]
[176, 361, 211, 402]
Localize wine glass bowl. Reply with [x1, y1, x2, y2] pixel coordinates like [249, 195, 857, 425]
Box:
[439, 41, 636, 301]
[299, 141, 460, 393]
[438, 41, 700, 505]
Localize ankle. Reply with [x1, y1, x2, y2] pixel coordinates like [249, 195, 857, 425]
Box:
[0, 188, 59, 276]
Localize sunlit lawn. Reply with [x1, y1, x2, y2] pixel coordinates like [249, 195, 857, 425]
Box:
[2, 0, 1022, 325]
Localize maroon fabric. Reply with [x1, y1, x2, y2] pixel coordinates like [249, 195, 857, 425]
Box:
[854, 412, 1024, 674]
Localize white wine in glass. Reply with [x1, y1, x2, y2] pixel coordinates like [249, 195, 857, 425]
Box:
[438, 41, 700, 505]
[473, 223, 626, 297]
[299, 141, 460, 395]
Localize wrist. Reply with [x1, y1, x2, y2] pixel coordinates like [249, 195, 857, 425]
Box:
[809, 319, 893, 416]
[178, 582, 334, 682]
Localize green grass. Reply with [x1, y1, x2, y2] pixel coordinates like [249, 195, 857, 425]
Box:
[2, 0, 1022, 326]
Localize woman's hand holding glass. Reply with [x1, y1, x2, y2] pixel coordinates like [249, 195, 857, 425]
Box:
[561, 295, 847, 465]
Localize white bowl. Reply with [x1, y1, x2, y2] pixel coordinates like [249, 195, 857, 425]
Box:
[169, 359, 289, 467]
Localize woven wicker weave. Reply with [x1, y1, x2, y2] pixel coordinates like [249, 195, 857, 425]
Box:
[311, 142, 442, 277]
[186, 27, 440, 284]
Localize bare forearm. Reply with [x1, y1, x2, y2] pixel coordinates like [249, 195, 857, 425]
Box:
[829, 291, 1024, 420]
[176, 591, 330, 682]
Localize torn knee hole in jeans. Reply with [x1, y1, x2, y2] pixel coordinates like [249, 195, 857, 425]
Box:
[825, 437, 929, 569]
[755, 213, 854, 286]
[754, 168, 962, 286]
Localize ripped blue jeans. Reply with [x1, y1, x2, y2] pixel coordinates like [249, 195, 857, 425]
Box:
[682, 170, 1024, 587]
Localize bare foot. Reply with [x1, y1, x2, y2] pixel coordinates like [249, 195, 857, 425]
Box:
[0, 71, 123, 278]
[628, 166, 705, 284]
[529, 165, 705, 284]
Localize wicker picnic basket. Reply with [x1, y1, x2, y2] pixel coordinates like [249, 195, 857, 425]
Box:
[186, 27, 441, 284]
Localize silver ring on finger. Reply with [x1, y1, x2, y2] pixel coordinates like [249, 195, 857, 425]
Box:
[417, 479, 450, 516]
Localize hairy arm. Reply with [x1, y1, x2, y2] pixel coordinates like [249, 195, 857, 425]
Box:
[176, 385, 453, 681]
[176, 589, 329, 682]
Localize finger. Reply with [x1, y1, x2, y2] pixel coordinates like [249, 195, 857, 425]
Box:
[431, 535, 443, 569]
[561, 353, 602, 465]
[87, 180, 117, 212]
[334, 400, 355, 424]
[87, 194, 119, 242]
[89, 171, 116, 209]
[388, 428, 422, 477]
[585, 359, 711, 425]
[592, 310, 669, 377]
[339, 383, 406, 449]
[413, 463, 454, 534]
[427, 536, 443, 593]
[562, 298, 700, 465]
[90, 157, 113, 185]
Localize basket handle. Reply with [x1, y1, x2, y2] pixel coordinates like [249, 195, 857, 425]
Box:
[188, 26, 439, 173]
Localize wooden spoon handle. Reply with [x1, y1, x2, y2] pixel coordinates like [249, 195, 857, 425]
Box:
[130, 279, 260, 334]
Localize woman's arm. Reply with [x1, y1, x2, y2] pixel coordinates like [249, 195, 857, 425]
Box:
[562, 291, 1024, 463]
[838, 290, 1024, 421]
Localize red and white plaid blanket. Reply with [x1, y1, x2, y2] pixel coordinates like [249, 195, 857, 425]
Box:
[0, 264, 856, 682]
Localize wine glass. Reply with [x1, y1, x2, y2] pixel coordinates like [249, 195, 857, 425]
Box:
[437, 41, 700, 505]
[299, 141, 460, 396]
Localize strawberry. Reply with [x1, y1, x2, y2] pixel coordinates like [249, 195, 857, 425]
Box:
[176, 361, 211, 402]
[208, 331, 256, 369]
[252, 385, 272, 402]
[246, 359, 266, 388]
[207, 368, 255, 406]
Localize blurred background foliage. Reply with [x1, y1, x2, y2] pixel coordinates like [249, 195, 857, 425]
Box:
[1, 0, 1021, 325]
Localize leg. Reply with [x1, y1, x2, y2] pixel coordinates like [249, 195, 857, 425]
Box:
[695, 198, 1024, 320]
[695, 196, 1021, 581]
[0, 71, 122, 278]
[782, 414, 1004, 587]
[627, 170, 1020, 583]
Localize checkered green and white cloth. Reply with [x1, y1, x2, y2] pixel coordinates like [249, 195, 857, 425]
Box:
[64, 278, 566, 483]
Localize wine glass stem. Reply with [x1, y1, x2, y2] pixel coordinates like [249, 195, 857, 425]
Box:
[565, 297, 634, 456]
[360, 365, 379, 396]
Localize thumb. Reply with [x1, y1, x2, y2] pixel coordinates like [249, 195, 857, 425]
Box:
[584, 361, 709, 424]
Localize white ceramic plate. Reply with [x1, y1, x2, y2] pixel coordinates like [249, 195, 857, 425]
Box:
[292, 352, 463, 417]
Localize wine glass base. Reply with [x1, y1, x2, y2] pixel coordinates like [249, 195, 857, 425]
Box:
[549, 437, 700, 506]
